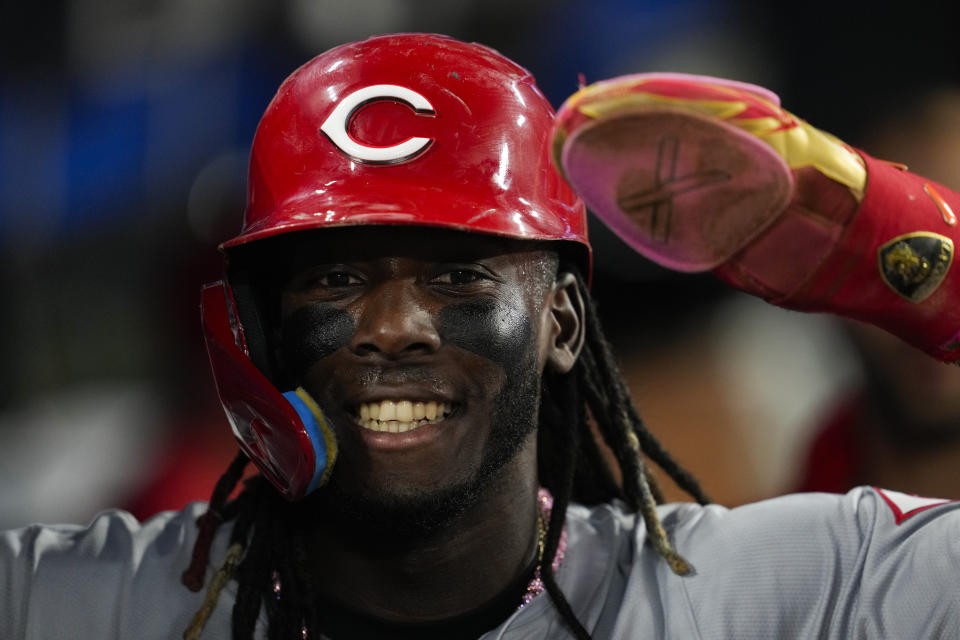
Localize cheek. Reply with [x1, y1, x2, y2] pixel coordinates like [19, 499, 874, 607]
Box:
[437, 298, 532, 370]
[281, 303, 355, 382]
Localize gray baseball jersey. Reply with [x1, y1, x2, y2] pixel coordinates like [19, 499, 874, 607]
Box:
[2, 487, 958, 638]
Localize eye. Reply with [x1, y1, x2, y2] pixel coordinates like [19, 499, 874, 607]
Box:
[432, 269, 488, 285]
[289, 267, 363, 292]
[317, 271, 360, 287]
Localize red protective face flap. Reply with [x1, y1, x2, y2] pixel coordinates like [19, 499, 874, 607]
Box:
[201, 281, 332, 500]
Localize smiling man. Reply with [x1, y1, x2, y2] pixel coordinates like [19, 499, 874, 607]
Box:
[4, 33, 960, 640]
[259, 227, 579, 637]
[182, 36, 635, 636]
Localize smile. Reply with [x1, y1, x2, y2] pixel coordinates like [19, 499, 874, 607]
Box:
[353, 400, 455, 433]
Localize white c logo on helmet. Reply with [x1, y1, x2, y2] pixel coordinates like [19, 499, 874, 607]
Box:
[319, 84, 436, 164]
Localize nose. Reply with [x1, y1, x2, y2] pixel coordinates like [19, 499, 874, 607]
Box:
[350, 280, 442, 357]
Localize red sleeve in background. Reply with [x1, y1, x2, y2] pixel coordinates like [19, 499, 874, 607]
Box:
[794, 395, 863, 494]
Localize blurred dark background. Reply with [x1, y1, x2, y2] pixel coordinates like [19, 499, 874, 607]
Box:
[2, 0, 958, 526]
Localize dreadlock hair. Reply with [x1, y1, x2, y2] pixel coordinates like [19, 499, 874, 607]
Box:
[182, 266, 709, 640]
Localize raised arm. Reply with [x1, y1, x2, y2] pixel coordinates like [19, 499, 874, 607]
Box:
[553, 73, 960, 363]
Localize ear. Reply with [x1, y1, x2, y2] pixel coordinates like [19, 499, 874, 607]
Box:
[543, 271, 585, 374]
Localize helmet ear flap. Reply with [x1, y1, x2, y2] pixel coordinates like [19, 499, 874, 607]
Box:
[201, 281, 335, 499]
[228, 269, 282, 383]
[225, 240, 297, 390]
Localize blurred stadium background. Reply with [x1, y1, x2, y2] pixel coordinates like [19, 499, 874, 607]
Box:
[2, 0, 958, 527]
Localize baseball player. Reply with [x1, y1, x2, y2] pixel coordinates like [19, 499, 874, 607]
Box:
[3, 34, 960, 639]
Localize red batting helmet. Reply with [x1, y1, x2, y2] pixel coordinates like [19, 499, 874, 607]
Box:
[203, 33, 588, 500]
[225, 33, 588, 263]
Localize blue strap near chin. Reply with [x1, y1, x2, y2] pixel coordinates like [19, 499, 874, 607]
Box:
[281, 388, 337, 494]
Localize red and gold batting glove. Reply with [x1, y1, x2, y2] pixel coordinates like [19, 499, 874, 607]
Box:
[552, 73, 960, 364]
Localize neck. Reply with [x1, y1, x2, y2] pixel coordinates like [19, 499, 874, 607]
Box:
[302, 444, 542, 622]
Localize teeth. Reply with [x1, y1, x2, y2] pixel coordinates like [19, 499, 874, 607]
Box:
[379, 400, 396, 421]
[354, 399, 454, 433]
[396, 401, 413, 422]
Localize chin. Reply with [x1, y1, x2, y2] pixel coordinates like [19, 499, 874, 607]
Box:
[308, 431, 536, 546]
[304, 472, 487, 546]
